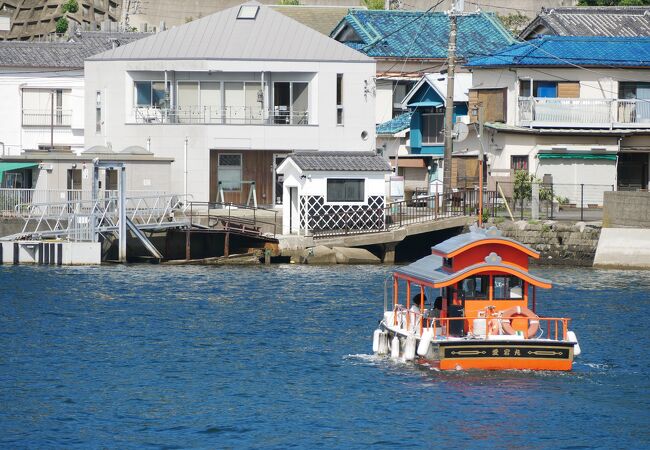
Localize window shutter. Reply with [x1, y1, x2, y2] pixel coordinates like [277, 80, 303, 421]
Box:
[469, 88, 506, 123]
[557, 82, 579, 98]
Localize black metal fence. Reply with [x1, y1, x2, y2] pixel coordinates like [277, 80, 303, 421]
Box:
[311, 189, 479, 238]
[490, 182, 615, 222]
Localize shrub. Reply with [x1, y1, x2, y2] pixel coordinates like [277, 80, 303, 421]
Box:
[62, 0, 79, 13]
[56, 17, 68, 34]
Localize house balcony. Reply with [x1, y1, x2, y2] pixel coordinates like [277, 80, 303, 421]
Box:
[22, 109, 72, 127]
[130, 106, 311, 126]
[518, 97, 650, 129]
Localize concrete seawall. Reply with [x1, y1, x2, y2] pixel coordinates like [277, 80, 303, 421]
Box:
[497, 220, 601, 266]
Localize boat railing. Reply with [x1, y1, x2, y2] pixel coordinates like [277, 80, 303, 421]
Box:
[387, 305, 570, 341]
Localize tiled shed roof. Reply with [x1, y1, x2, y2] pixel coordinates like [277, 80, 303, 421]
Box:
[520, 6, 650, 40]
[331, 10, 515, 60]
[465, 35, 650, 68]
[376, 112, 412, 135]
[0, 31, 151, 69]
[287, 152, 391, 172]
[270, 5, 361, 36]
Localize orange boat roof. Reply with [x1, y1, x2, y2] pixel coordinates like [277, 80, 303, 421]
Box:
[394, 253, 552, 289]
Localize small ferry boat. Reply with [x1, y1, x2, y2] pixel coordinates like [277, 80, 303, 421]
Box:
[373, 226, 580, 371]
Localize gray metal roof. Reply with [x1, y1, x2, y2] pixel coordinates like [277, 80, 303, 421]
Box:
[431, 226, 539, 257]
[0, 31, 151, 69]
[287, 151, 391, 172]
[395, 253, 551, 287]
[520, 6, 650, 40]
[88, 2, 372, 63]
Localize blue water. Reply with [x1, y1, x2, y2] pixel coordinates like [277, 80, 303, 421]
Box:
[1, 264, 649, 449]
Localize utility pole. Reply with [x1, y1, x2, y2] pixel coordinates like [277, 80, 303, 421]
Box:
[477, 104, 485, 226]
[442, 4, 458, 195]
[50, 90, 55, 151]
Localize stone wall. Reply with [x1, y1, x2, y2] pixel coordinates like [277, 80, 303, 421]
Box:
[603, 191, 650, 228]
[496, 220, 601, 266]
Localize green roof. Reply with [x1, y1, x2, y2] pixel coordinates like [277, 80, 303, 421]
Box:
[0, 162, 38, 183]
[332, 10, 515, 59]
[376, 112, 412, 135]
[538, 153, 617, 161]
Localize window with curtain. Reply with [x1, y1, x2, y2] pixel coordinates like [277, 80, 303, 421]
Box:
[224, 82, 245, 121]
[200, 82, 222, 122]
[218, 154, 242, 191]
[245, 82, 262, 122]
[511, 155, 528, 171]
[326, 179, 364, 202]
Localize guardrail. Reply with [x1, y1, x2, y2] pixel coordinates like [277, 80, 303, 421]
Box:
[311, 189, 479, 238]
[0, 189, 167, 217]
[187, 201, 278, 238]
[22, 108, 72, 127]
[388, 305, 570, 341]
[132, 106, 310, 125]
[10, 193, 191, 242]
[518, 96, 650, 127]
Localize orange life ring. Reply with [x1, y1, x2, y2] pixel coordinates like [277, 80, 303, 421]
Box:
[501, 306, 539, 338]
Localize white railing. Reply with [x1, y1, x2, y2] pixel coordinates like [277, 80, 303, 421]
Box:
[518, 97, 650, 128]
[132, 106, 310, 125]
[0, 188, 167, 216]
[518, 97, 612, 126]
[22, 108, 72, 127]
[10, 193, 191, 242]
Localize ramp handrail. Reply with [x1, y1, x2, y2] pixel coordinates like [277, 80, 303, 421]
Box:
[9, 193, 192, 242]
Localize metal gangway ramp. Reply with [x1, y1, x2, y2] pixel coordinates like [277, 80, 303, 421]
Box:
[3, 193, 191, 261]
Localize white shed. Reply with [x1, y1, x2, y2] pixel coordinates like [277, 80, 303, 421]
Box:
[276, 152, 391, 235]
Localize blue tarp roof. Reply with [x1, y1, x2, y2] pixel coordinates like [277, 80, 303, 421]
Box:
[466, 35, 650, 68]
[376, 112, 412, 135]
[332, 10, 515, 59]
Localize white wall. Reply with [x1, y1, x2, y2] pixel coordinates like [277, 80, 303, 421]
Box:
[0, 69, 85, 156]
[470, 67, 650, 126]
[84, 58, 377, 202]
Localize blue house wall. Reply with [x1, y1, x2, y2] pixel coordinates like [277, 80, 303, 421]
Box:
[408, 84, 468, 155]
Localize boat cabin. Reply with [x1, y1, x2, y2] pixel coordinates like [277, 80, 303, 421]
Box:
[390, 226, 553, 337]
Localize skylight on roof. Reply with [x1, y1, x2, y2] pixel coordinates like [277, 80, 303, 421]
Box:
[237, 5, 259, 20]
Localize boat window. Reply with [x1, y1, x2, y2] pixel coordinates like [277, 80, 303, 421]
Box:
[443, 257, 453, 269]
[493, 276, 524, 299]
[459, 275, 489, 300]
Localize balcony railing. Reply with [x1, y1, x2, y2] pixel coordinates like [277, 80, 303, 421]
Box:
[518, 97, 650, 128]
[22, 108, 72, 127]
[131, 106, 310, 125]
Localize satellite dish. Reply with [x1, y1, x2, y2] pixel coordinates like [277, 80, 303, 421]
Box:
[453, 122, 469, 142]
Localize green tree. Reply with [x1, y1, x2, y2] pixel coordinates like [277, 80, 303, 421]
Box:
[279, 0, 300, 5]
[62, 0, 79, 13]
[513, 170, 533, 202]
[56, 17, 69, 34]
[363, 0, 386, 9]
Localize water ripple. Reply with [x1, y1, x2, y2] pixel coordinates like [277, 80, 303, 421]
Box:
[0, 264, 648, 448]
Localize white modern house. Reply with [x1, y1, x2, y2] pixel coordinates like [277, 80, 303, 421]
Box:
[83, 2, 377, 207]
[465, 36, 650, 201]
[277, 151, 391, 235]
